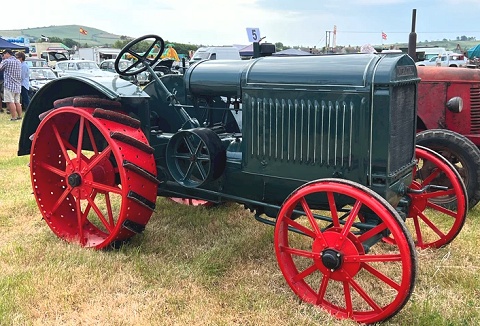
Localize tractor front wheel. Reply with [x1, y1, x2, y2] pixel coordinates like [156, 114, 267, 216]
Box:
[274, 179, 416, 324]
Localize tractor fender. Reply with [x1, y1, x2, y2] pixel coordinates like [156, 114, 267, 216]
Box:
[18, 76, 149, 156]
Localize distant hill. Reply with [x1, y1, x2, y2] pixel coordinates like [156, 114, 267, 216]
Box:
[1, 25, 479, 53]
[0, 25, 125, 46]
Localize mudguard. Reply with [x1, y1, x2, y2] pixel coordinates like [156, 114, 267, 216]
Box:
[18, 76, 149, 156]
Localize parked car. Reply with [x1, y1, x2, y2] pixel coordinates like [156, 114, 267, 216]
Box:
[99, 59, 149, 85]
[416, 53, 467, 67]
[26, 57, 48, 68]
[53, 60, 117, 78]
[28, 67, 57, 97]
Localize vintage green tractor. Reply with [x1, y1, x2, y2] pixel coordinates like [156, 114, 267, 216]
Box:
[18, 35, 468, 324]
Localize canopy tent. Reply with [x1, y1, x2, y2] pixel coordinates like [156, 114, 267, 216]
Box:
[272, 48, 312, 56]
[0, 37, 29, 53]
[467, 44, 480, 59]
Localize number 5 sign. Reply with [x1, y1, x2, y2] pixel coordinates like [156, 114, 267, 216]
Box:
[246, 28, 261, 42]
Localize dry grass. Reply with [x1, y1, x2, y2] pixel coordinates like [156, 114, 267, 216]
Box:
[1, 112, 479, 326]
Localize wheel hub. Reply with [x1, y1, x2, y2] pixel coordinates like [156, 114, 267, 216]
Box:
[68, 173, 82, 187]
[321, 249, 343, 271]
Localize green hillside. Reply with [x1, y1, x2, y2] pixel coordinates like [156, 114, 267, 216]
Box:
[1, 25, 478, 52]
[0, 25, 124, 46]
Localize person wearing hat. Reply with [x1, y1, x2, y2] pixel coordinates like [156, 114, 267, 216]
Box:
[0, 49, 22, 120]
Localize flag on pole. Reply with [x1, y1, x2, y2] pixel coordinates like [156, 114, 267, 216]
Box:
[382, 32, 387, 40]
[79, 28, 88, 35]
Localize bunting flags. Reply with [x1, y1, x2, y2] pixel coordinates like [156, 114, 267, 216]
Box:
[382, 32, 387, 40]
[79, 28, 88, 35]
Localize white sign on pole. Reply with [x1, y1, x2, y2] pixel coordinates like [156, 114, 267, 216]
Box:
[246, 28, 261, 42]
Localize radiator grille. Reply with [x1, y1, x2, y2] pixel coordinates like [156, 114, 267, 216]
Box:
[470, 85, 480, 133]
[389, 84, 416, 173]
[247, 96, 359, 167]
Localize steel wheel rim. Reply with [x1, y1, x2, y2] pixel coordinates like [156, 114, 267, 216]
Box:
[408, 147, 467, 248]
[30, 106, 157, 248]
[274, 179, 415, 324]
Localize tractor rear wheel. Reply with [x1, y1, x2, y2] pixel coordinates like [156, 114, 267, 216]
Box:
[274, 179, 416, 324]
[416, 129, 480, 210]
[30, 99, 159, 249]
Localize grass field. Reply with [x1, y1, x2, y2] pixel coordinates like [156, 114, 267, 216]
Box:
[0, 111, 479, 326]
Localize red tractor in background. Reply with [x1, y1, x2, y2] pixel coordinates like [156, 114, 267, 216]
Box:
[416, 66, 480, 209]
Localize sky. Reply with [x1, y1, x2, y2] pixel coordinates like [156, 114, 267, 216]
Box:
[3, 0, 480, 48]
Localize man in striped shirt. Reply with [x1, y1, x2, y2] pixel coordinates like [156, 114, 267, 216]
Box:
[0, 49, 22, 120]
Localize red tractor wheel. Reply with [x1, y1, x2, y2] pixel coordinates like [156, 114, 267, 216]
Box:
[30, 99, 159, 249]
[405, 146, 467, 249]
[274, 179, 416, 324]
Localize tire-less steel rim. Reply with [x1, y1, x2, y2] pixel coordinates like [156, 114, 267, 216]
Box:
[30, 102, 159, 249]
[274, 179, 416, 324]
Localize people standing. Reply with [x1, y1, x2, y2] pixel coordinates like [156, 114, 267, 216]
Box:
[0, 53, 4, 113]
[0, 49, 22, 120]
[15, 52, 30, 110]
[435, 54, 442, 67]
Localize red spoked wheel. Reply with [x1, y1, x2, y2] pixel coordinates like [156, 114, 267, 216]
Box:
[30, 99, 160, 249]
[405, 146, 467, 249]
[274, 179, 416, 324]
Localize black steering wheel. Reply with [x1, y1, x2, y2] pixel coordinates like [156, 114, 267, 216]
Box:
[115, 34, 165, 77]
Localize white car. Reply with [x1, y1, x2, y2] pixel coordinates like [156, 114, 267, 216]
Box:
[99, 59, 150, 85]
[29, 67, 58, 97]
[53, 60, 117, 78]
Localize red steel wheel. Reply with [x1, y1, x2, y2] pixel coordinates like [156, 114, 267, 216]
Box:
[406, 146, 467, 249]
[274, 179, 416, 324]
[30, 104, 159, 249]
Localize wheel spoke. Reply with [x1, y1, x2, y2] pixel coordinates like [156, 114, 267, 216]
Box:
[82, 189, 97, 219]
[316, 273, 330, 305]
[50, 187, 73, 215]
[89, 180, 122, 195]
[292, 264, 318, 282]
[300, 198, 322, 236]
[280, 245, 318, 259]
[76, 116, 85, 171]
[412, 214, 425, 247]
[327, 192, 340, 227]
[340, 200, 362, 238]
[75, 198, 85, 246]
[284, 216, 317, 238]
[37, 161, 68, 177]
[357, 222, 388, 243]
[344, 253, 403, 263]
[414, 208, 447, 239]
[426, 201, 458, 218]
[362, 262, 401, 291]
[85, 195, 113, 233]
[183, 162, 196, 181]
[194, 161, 208, 180]
[184, 136, 196, 155]
[85, 120, 99, 154]
[343, 281, 353, 318]
[52, 123, 73, 166]
[82, 146, 112, 175]
[418, 166, 441, 186]
[104, 193, 115, 226]
[349, 277, 383, 313]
